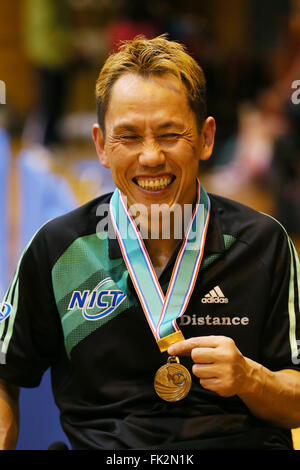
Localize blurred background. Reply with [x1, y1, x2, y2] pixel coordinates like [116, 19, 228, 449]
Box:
[0, 0, 299, 450]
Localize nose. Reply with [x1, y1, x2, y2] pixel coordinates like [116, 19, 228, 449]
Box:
[138, 139, 165, 167]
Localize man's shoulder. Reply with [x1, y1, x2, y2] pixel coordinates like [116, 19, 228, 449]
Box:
[43, 192, 113, 236]
[209, 192, 287, 245]
[26, 192, 113, 264]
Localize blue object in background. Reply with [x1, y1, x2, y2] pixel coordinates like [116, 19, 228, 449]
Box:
[17, 370, 71, 450]
[0, 128, 10, 299]
[71, 159, 116, 197]
[18, 149, 78, 250]
[16, 148, 78, 450]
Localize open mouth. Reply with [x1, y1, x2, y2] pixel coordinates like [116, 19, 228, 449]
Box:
[133, 175, 176, 191]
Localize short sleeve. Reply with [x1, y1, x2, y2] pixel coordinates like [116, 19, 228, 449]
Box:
[0, 228, 62, 387]
[260, 220, 300, 372]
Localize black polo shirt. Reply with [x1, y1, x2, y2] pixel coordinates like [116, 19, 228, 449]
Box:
[0, 191, 299, 450]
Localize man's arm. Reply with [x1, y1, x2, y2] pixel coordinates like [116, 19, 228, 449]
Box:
[238, 361, 300, 428]
[0, 379, 19, 450]
[168, 336, 300, 429]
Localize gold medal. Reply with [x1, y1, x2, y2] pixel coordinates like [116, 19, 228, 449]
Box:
[154, 356, 191, 402]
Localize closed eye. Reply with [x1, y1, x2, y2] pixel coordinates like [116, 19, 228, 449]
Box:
[121, 135, 139, 140]
[114, 134, 141, 145]
[158, 133, 180, 141]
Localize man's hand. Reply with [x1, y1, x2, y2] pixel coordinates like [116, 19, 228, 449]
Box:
[168, 335, 253, 397]
[0, 379, 19, 450]
[169, 335, 300, 428]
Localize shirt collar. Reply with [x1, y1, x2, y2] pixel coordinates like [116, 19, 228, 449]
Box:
[108, 193, 225, 260]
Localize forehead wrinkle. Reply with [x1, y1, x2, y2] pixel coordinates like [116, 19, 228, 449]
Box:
[113, 123, 138, 132]
[157, 121, 185, 130]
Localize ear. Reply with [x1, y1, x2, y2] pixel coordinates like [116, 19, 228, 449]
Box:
[92, 124, 110, 168]
[199, 117, 216, 161]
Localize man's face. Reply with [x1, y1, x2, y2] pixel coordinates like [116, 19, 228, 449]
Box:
[93, 73, 215, 211]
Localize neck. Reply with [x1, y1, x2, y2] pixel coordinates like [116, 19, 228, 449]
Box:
[138, 205, 186, 276]
[145, 237, 180, 278]
[128, 187, 199, 276]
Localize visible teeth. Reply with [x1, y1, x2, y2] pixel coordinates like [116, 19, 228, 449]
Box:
[135, 176, 173, 191]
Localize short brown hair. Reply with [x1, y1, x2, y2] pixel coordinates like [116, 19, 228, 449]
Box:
[95, 35, 207, 133]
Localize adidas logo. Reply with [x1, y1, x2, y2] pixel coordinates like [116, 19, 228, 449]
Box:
[201, 286, 229, 304]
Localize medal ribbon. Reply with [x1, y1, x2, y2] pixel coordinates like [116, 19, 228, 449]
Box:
[109, 179, 210, 351]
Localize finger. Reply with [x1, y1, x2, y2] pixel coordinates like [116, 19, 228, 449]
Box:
[199, 377, 220, 392]
[168, 336, 220, 356]
[192, 363, 217, 379]
[191, 347, 215, 364]
[168, 339, 197, 356]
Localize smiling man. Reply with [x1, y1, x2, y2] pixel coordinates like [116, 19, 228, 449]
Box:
[0, 35, 300, 451]
[93, 68, 215, 275]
